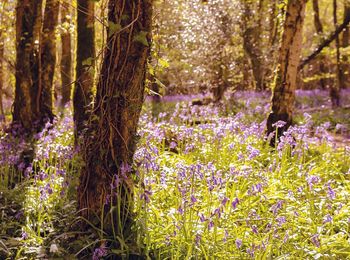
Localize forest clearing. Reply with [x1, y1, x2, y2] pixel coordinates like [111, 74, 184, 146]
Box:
[1, 0, 350, 259]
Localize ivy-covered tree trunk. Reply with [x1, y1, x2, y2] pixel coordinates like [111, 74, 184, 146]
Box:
[74, 0, 95, 137]
[60, 2, 72, 107]
[39, 0, 59, 121]
[13, 0, 42, 130]
[266, 0, 307, 142]
[78, 0, 152, 254]
[0, 27, 4, 120]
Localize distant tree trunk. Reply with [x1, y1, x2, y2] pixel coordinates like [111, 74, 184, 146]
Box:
[78, 0, 152, 253]
[342, 1, 350, 89]
[266, 0, 307, 143]
[332, 0, 341, 106]
[13, 0, 43, 131]
[60, 2, 72, 107]
[242, 0, 265, 91]
[74, 0, 95, 138]
[0, 28, 5, 121]
[312, 0, 328, 90]
[39, 0, 59, 122]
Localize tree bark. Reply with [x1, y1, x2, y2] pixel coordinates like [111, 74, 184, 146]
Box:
[341, 0, 350, 89]
[78, 0, 152, 253]
[241, 0, 265, 91]
[312, 0, 328, 90]
[60, 2, 73, 107]
[267, 0, 307, 143]
[74, 0, 95, 138]
[332, 0, 341, 107]
[13, 0, 43, 131]
[39, 0, 59, 121]
[0, 26, 5, 121]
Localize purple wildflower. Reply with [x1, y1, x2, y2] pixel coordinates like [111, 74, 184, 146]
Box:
[231, 197, 239, 209]
[92, 245, 108, 260]
[235, 238, 242, 249]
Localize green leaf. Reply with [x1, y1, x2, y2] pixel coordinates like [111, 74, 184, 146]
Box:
[82, 57, 94, 66]
[159, 58, 169, 68]
[108, 21, 121, 37]
[133, 31, 149, 47]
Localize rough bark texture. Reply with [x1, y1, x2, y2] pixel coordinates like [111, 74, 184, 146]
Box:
[312, 0, 328, 90]
[242, 0, 265, 91]
[13, 0, 43, 130]
[267, 0, 307, 143]
[60, 2, 72, 107]
[39, 0, 59, 121]
[332, 0, 341, 107]
[74, 0, 95, 137]
[78, 0, 152, 254]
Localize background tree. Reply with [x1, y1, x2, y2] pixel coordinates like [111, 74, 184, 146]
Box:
[332, 0, 341, 107]
[78, 0, 152, 253]
[267, 0, 307, 141]
[39, 0, 59, 122]
[60, 2, 73, 108]
[74, 0, 95, 137]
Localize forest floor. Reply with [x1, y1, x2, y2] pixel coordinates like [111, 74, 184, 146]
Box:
[1, 89, 350, 259]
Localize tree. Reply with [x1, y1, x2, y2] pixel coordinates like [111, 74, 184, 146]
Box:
[73, 0, 95, 137]
[39, 0, 59, 121]
[13, 0, 43, 131]
[312, 0, 328, 90]
[0, 0, 8, 121]
[241, 0, 266, 91]
[332, 0, 341, 107]
[342, 0, 350, 89]
[60, 2, 73, 107]
[77, 0, 152, 254]
[266, 0, 307, 142]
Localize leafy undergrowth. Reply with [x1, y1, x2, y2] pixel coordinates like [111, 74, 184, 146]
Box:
[0, 90, 350, 259]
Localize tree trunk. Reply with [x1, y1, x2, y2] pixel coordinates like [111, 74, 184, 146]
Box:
[78, 0, 152, 254]
[13, 0, 43, 131]
[266, 0, 307, 143]
[0, 28, 5, 121]
[39, 0, 59, 121]
[312, 0, 328, 90]
[60, 2, 72, 107]
[332, 0, 341, 107]
[74, 0, 95, 138]
[342, 1, 350, 89]
[242, 0, 265, 91]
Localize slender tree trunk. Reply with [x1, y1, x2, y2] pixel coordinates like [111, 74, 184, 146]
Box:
[266, 0, 307, 143]
[312, 0, 328, 90]
[0, 29, 4, 121]
[60, 2, 72, 107]
[332, 0, 341, 107]
[39, 0, 59, 121]
[13, 0, 42, 131]
[74, 0, 95, 137]
[342, 0, 350, 89]
[78, 0, 152, 253]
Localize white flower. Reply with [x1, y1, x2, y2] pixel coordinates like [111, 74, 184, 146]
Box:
[50, 243, 59, 253]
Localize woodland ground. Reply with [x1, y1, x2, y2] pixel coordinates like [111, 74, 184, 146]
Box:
[0, 89, 350, 259]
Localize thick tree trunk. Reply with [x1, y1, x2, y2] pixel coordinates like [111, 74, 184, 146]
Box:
[312, 0, 328, 90]
[332, 0, 341, 107]
[13, 0, 43, 131]
[78, 0, 152, 253]
[74, 0, 95, 137]
[267, 0, 307, 143]
[60, 2, 73, 107]
[39, 0, 59, 121]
